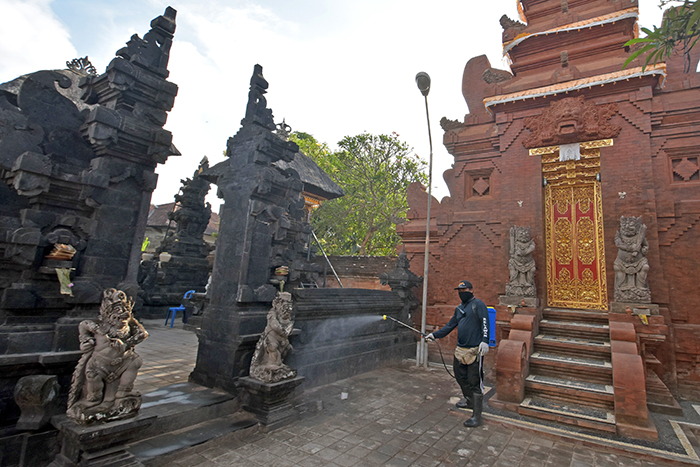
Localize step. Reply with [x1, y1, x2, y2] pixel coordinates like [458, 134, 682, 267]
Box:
[539, 319, 610, 340]
[128, 412, 258, 464]
[534, 334, 610, 359]
[137, 383, 241, 441]
[519, 396, 617, 433]
[525, 374, 614, 409]
[646, 372, 684, 416]
[530, 351, 612, 384]
[543, 308, 609, 324]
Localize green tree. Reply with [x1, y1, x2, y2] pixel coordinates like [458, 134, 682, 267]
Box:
[290, 132, 427, 256]
[625, 1, 700, 72]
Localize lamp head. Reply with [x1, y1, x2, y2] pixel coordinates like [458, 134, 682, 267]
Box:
[415, 72, 431, 97]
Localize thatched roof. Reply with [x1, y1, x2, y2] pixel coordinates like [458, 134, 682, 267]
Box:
[275, 150, 343, 201]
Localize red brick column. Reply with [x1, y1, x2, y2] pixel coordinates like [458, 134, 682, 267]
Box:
[609, 321, 658, 440]
[491, 340, 528, 413]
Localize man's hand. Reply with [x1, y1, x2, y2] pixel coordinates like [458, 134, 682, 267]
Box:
[478, 342, 489, 356]
[425, 333, 435, 341]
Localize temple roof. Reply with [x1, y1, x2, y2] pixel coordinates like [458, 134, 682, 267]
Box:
[275, 149, 344, 201]
[484, 63, 666, 110]
[204, 147, 344, 202]
[504, 8, 638, 55]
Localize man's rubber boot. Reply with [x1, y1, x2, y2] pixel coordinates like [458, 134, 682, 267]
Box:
[455, 394, 473, 409]
[463, 393, 483, 427]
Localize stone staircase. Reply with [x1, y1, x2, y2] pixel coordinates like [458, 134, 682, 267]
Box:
[518, 307, 617, 433]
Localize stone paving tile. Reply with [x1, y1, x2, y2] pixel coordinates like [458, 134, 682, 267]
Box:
[316, 446, 344, 461]
[363, 449, 392, 465]
[289, 455, 324, 467]
[329, 438, 359, 453]
[413, 455, 442, 467]
[299, 441, 325, 454]
[332, 452, 362, 467]
[492, 459, 519, 467]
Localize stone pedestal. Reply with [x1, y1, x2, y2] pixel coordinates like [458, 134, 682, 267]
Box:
[49, 414, 155, 467]
[14, 375, 62, 430]
[498, 295, 539, 308]
[610, 301, 660, 316]
[238, 376, 304, 430]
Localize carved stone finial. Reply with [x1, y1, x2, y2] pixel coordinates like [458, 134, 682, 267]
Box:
[66, 289, 148, 424]
[440, 117, 463, 131]
[482, 68, 514, 84]
[500, 14, 526, 30]
[116, 7, 177, 77]
[614, 216, 651, 303]
[276, 118, 292, 140]
[243, 64, 276, 130]
[506, 226, 536, 297]
[66, 57, 97, 76]
[249, 292, 297, 383]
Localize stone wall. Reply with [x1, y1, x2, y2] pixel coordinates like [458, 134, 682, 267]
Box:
[312, 255, 395, 290]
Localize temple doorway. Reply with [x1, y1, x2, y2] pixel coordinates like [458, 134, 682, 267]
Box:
[539, 140, 610, 311]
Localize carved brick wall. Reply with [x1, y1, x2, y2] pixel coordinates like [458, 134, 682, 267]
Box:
[399, 48, 700, 399]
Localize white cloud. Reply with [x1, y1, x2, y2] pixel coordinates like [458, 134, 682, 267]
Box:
[0, 0, 77, 80]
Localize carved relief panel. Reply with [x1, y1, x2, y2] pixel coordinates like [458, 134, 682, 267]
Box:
[670, 155, 700, 184]
[465, 169, 493, 200]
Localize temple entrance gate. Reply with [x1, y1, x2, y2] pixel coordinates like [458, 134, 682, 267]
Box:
[536, 140, 610, 310]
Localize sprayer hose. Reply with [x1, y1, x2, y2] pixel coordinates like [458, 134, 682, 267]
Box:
[430, 338, 455, 379]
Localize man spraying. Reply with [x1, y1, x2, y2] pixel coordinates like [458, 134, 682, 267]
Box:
[426, 280, 489, 427]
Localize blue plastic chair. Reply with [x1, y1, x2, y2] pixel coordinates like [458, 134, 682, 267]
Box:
[165, 290, 195, 327]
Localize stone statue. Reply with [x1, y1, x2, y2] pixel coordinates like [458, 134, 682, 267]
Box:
[506, 226, 536, 297]
[66, 289, 148, 424]
[614, 216, 651, 303]
[249, 292, 296, 383]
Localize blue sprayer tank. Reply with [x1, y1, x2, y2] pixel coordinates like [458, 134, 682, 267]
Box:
[488, 307, 497, 347]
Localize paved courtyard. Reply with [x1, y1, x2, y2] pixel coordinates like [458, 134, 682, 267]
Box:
[133, 319, 699, 466]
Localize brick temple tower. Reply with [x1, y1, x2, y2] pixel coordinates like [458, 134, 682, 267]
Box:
[399, 0, 700, 439]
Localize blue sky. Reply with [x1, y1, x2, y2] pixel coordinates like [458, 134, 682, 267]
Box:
[0, 0, 665, 210]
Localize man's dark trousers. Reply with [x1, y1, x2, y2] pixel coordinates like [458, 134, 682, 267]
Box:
[453, 355, 483, 399]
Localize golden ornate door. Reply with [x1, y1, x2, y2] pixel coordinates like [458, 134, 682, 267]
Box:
[537, 140, 609, 310]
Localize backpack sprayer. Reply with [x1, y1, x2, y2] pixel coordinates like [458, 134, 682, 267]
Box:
[382, 315, 455, 378]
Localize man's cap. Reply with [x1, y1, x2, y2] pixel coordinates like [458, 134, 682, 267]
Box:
[454, 280, 473, 290]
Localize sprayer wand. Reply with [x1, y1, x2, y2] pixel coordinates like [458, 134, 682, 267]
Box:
[382, 315, 454, 379]
[382, 315, 431, 339]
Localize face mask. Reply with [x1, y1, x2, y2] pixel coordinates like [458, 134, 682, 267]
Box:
[459, 291, 473, 303]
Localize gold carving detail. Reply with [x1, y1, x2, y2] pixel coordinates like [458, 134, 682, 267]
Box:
[574, 186, 593, 213]
[579, 268, 599, 303]
[577, 217, 595, 264]
[555, 218, 573, 265]
[580, 139, 613, 149]
[553, 269, 576, 302]
[529, 146, 558, 156]
[552, 187, 571, 214]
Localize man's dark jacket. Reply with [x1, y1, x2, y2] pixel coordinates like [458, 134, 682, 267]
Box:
[432, 297, 489, 348]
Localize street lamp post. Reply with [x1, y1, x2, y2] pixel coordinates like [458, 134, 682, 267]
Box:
[415, 72, 433, 368]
